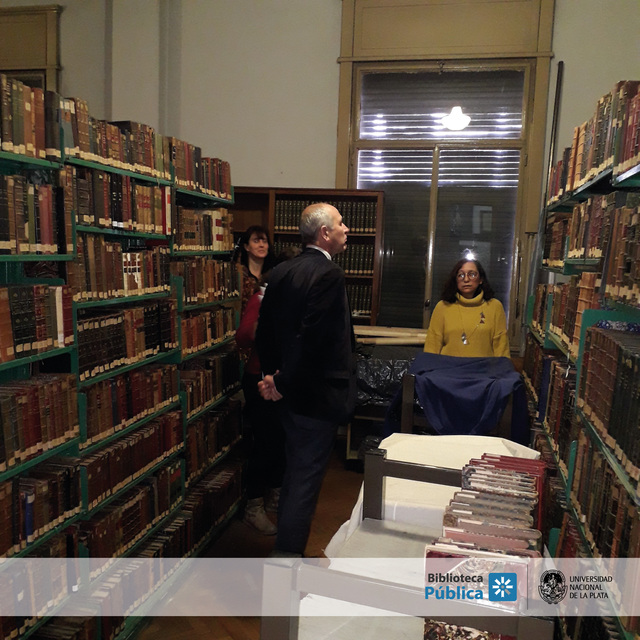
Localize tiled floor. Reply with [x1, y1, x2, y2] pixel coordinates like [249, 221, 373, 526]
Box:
[136, 443, 364, 640]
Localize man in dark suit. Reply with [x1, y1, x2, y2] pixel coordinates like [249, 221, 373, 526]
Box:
[256, 202, 355, 556]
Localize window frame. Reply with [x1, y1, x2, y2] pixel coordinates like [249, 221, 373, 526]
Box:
[338, 54, 551, 343]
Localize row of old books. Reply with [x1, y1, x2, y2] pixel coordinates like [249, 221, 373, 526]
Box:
[530, 274, 598, 358]
[563, 192, 640, 264]
[0, 455, 243, 639]
[541, 212, 571, 267]
[76, 300, 178, 383]
[180, 347, 241, 420]
[333, 242, 375, 275]
[79, 462, 183, 577]
[170, 256, 239, 306]
[179, 307, 236, 358]
[578, 326, 640, 480]
[0, 175, 71, 255]
[68, 236, 171, 302]
[546, 80, 640, 203]
[0, 457, 81, 558]
[549, 273, 598, 358]
[0, 285, 74, 363]
[601, 194, 640, 307]
[81, 411, 183, 511]
[19, 460, 243, 640]
[524, 330, 640, 563]
[185, 399, 242, 485]
[82, 364, 180, 450]
[172, 206, 234, 253]
[274, 197, 377, 234]
[172, 145, 232, 199]
[346, 283, 373, 317]
[530, 428, 573, 554]
[63, 165, 172, 235]
[0, 74, 234, 199]
[524, 336, 580, 481]
[570, 420, 640, 562]
[0, 373, 79, 472]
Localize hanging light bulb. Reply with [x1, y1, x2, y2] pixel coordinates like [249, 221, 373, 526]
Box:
[441, 106, 471, 131]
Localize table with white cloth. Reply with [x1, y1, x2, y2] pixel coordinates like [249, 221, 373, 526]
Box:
[261, 433, 550, 640]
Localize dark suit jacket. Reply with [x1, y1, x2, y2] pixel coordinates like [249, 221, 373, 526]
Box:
[256, 247, 356, 423]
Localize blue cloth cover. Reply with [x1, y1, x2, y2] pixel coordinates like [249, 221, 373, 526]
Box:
[385, 352, 530, 445]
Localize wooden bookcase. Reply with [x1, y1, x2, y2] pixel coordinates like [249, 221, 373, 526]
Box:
[233, 186, 384, 325]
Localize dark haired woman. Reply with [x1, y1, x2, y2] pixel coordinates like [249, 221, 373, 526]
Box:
[424, 259, 510, 358]
[239, 225, 276, 314]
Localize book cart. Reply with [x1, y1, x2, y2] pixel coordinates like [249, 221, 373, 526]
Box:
[0, 77, 244, 640]
[262, 444, 555, 640]
[524, 81, 640, 640]
[232, 186, 384, 326]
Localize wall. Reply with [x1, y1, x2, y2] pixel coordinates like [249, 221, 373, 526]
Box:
[1, 0, 638, 188]
[549, 0, 640, 156]
[0, 0, 342, 188]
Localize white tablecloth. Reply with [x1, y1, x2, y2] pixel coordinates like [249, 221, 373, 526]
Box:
[324, 433, 539, 557]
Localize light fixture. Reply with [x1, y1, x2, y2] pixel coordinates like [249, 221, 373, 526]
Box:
[441, 106, 471, 131]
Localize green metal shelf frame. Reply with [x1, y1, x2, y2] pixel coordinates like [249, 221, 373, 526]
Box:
[75, 224, 170, 240]
[75, 290, 171, 310]
[0, 150, 61, 170]
[0, 253, 74, 262]
[15, 512, 83, 559]
[546, 331, 576, 364]
[81, 447, 185, 516]
[182, 296, 240, 312]
[169, 248, 234, 257]
[0, 345, 75, 375]
[65, 156, 172, 186]
[175, 185, 234, 206]
[170, 334, 236, 364]
[570, 167, 613, 202]
[0, 436, 80, 484]
[77, 348, 180, 388]
[612, 161, 640, 187]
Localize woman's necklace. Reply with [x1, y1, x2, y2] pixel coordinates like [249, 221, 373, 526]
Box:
[458, 302, 486, 345]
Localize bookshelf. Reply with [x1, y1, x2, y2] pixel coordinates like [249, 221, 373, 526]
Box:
[525, 79, 640, 640]
[0, 73, 244, 640]
[233, 186, 384, 324]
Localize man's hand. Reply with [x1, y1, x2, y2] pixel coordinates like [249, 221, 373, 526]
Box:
[258, 374, 283, 401]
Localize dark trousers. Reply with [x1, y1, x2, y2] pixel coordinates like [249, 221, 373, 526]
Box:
[275, 404, 338, 555]
[242, 372, 286, 499]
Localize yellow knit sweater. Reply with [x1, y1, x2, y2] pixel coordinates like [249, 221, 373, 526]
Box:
[423, 292, 510, 358]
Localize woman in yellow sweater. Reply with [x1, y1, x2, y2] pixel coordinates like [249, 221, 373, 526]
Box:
[424, 259, 510, 358]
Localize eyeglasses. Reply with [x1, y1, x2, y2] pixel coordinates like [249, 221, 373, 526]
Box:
[457, 271, 479, 281]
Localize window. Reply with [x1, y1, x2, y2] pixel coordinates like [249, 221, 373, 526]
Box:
[354, 64, 527, 328]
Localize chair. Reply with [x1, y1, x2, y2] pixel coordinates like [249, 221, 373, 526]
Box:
[400, 372, 513, 438]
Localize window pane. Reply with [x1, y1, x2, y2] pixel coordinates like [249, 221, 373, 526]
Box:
[430, 149, 520, 319]
[358, 149, 433, 327]
[360, 70, 524, 141]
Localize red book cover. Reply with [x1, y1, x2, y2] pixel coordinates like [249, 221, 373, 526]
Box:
[37, 185, 51, 254]
[0, 288, 15, 363]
